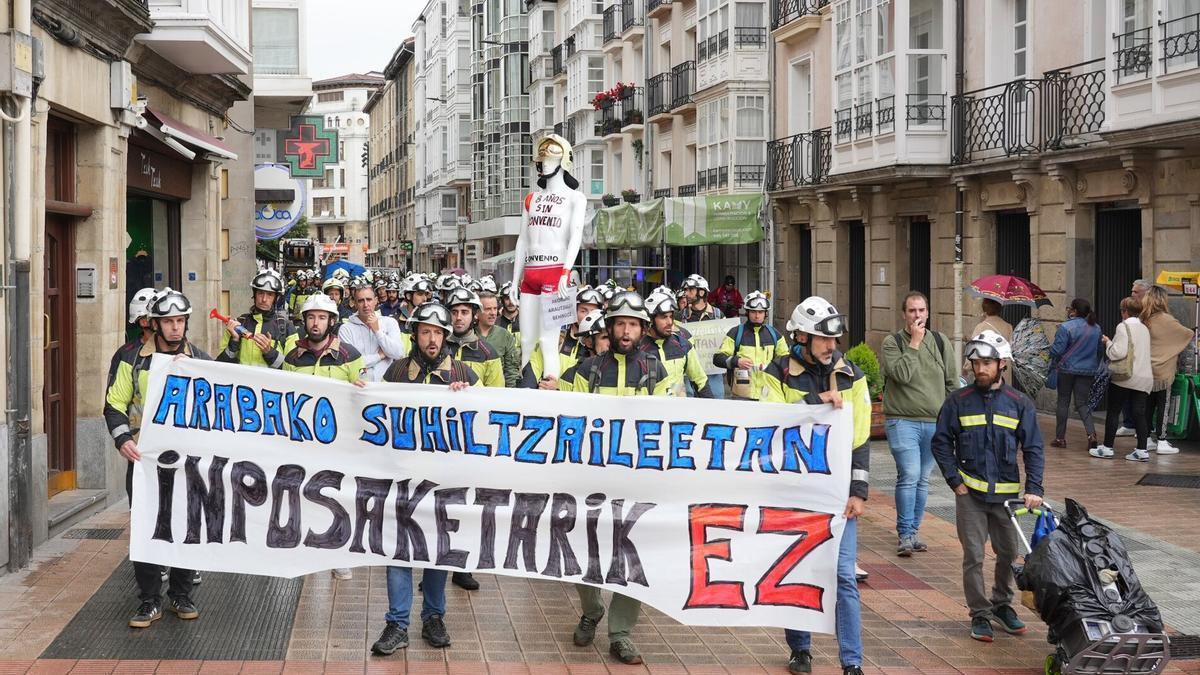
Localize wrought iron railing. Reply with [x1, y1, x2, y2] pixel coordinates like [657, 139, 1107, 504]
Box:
[834, 107, 852, 143]
[621, 0, 642, 30]
[906, 93, 946, 129]
[734, 164, 765, 184]
[647, 0, 671, 12]
[554, 122, 563, 137]
[697, 168, 727, 190]
[620, 87, 644, 126]
[766, 128, 831, 190]
[648, 72, 671, 116]
[951, 79, 1042, 164]
[854, 101, 874, 138]
[565, 35, 577, 59]
[718, 29, 729, 53]
[595, 97, 621, 136]
[653, 187, 672, 198]
[671, 61, 696, 108]
[875, 95, 895, 134]
[679, 183, 697, 196]
[1114, 26, 1152, 82]
[771, 0, 829, 31]
[564, 118, 577, 145]
[734, 27, 767, 48]
[698, 38, 708, 62]
[1161, 12, 1200, 72]
[603, 5, 621, 43]
[551, 45, 563, 75]
[1043, 58, 1105, 150]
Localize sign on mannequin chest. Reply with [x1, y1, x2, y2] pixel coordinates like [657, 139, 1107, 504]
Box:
[525, 192, 570, 229]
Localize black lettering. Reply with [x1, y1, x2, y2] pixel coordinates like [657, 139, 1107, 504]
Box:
[152, 451, 181, 542]
[351, 477, 392, 555]
[504, 492, 549, 572]
[474, 488, 512, 569]
[542, 493, 581, 578]
[606, 499, 654, 586]
[267, 464, 306, 548]
[393, 478, 436, 561]
[434, 487, 469, 568]
[230, 461, 267, 543]
[184, 455, 227, 544]
[582, 493, 604, 583]
[302, 470, 351, 549]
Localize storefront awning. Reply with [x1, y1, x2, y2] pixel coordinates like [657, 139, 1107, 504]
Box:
[478, 250, 516, 270]
[142, 107, 239, 161]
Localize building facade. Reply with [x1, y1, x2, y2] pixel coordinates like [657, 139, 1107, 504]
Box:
[305, 73, 384, 265]
[365, 39, 416, 270]
[412, 1, 473, 274]
[767, 0, 1200, 370]
[0, 0, 253, 569]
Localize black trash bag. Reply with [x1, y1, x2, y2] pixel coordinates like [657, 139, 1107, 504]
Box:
[1017, 499, 1163, 641]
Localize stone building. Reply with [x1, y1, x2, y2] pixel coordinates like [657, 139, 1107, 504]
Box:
[365, 39, 416, 270]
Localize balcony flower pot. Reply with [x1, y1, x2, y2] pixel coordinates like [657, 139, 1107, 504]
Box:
[625, 110, 644, 125]
[622, 190, 641, 204]
[601, 194, 620, 207]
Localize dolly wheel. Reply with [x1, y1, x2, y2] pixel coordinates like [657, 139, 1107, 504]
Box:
[1044, 653, 1059, 675]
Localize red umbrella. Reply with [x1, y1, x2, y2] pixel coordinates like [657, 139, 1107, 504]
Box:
[968, 274, 1052, 308]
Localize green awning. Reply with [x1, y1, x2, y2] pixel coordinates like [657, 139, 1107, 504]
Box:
[591, 194, 764, 248]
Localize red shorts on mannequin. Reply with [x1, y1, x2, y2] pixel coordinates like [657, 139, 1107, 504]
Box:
[519, 264, 566, 295]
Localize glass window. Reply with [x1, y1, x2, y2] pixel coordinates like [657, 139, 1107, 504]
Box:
[876, 0, 893, 54]
[252, 8, 300, 75]
[836, 2, 852, 69]
[854, 0, 872, 63]
[909, 0, 942, 49]
[1013, 0, 1027, 77]
[735, 2, 763, 27]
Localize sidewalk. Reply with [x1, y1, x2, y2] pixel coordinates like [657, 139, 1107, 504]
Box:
[0, 414, 1196, 674]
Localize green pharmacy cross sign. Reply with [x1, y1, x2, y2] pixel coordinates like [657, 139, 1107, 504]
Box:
[281, 115, 338, 178]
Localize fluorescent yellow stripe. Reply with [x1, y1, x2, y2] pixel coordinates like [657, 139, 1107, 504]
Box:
[993, 415, 1019, 430]
[959, 470, 1020, 494]
[959, 414, 987, 427]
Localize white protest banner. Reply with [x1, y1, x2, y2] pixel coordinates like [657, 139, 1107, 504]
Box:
[539, 285, 578, 333]
[131, 355, 852, 631]
[680, 318, 741, 376]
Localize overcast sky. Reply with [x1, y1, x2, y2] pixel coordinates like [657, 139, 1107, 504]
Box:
[307, 0, 422, 80]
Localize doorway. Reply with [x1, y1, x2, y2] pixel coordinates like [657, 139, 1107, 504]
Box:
[848, 221, 866, 346]
[1094, 207, 1142, 333]
[995, 211, 1031, 327]
[44, 217, 76, 496]
[125, 196, 181, 340]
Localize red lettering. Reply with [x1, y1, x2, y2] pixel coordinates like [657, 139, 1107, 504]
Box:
[754, 507, 833, 610]
[684, 504, 748, 610]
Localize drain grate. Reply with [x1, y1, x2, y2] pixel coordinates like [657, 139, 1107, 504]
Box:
[62, 528, 125, 540]
[42, 558, 303, 660]
[1169, 634, 1200, 660]
[1136, 474, 1200, 489]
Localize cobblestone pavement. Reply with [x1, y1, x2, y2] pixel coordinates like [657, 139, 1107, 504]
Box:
[0, 415, 1197, 674]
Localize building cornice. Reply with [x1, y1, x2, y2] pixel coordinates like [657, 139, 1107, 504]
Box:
[126, 43, 251, 116]
[33, 0, 153, 61]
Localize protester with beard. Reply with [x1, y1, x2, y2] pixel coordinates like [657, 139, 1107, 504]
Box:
[566, 291, 669, 666]
[641, 290, 713, 397]
[498, 281, 521, 340]
[762, 296, 869, 675]
[445, 287, 506, 389]
[932, 330, 1044, 643]
[370, 302, 476, 657]
[530, 309, 609, 391]
[104, 289, 210, 629]
[217, 270, 297, 368]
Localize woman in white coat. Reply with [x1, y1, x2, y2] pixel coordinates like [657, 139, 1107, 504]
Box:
[1093, 296, 1153, 461]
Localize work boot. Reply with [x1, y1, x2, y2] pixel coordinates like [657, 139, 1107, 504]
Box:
[168, 596, 199, 620]
[128, 600, 162, 628]
[788, 649, 813, 674]
[573, 609, 604, 646]
[991, 605, 1027, 635]
[896, 535, 913, 557]
[971, 616, 994, 642]
[421, 615, 451, 648]
[842, 666, 864, 675]
[451, 571, 479, 590]
[911, 536, 929, 552]
[371, 621, 408, 655]
[608, 637, 643, 665]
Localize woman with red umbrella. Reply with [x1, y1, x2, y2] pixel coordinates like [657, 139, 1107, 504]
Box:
[968, 275, 1053, 397]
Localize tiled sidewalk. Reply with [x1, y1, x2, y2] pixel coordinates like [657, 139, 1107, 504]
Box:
[0, 415, 1196, 674]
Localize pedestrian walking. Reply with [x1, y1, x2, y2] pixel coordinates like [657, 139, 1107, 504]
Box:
[713, 291, 787, 400]
[1048, 298, 1103, 449]
[477, 291, 521, 387]
[970, 299, 1014, 343]
[337, 283, 408, 382]
[371, 302, 477, 656]
[568, 291, 669, 665]
[931, 330, 1044, 643]
[879, 292, 957, 556]
[1092, 296, 1152, 459]
[1115, 279, 1155, 438]
[1140, 286, 1193, 456]
[104, 289, 209, 629]
[762, 295, 869, 675]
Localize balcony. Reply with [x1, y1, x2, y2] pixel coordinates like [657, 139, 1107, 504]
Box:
[734, 164, 765, 186]
[138, 0, 252, 74]
[766, 128, 831, 191]
[603, 5, 621, 44]
[595, 97, 622, 138]
[653, 187, 672, 198]
[905, 93, 947, 130]
[696, 166, 729, 192]
[771, 0, 829, 32]
[671, 61, 696, 110]
[620, 0, 644, 34]
[697, 30, 729, 63]
[679, 183, 697, 196]
[1108, 14, 1200, 132]
[551, 45, 564, 77]
[647, 73, 671, 119]
[647, 0, 671, 20]
[734, 27, 767, 48]
[565, 35, 577, 59]
[951, 59, 1105, 165]
[620, 87, 644, 129]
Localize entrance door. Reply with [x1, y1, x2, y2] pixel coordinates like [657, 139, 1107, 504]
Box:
[45, 217, 76, 496]
[1094, 207, 1142, 333]
[995, 211, 1032, 327]
[848, 221, 866, 346]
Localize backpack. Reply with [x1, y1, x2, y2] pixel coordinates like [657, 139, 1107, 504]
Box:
[888, 330, 947, 381]
[724, 322, 781, 385]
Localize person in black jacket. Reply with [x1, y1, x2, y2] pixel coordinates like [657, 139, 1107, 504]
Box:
[932, 329, 1045, 643]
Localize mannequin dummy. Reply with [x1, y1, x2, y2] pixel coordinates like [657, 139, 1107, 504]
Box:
[509, 134, 586, 379]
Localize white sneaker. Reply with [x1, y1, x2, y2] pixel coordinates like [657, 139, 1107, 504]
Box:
[332, 568, 353, 580]
[1115, 426, 1136, 437]
[1147, 438, 1157, 450]
[1089, 445, 1114, 458]
[1155, 440, 1180, 455]
[1125, 449, 1150, 462]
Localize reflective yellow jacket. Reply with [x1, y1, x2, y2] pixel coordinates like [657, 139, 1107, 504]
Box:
[714, 322, 789, 400]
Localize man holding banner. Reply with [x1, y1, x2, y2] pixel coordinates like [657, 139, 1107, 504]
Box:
[764, 296, 870, 675]
[104, 289, 209, 629]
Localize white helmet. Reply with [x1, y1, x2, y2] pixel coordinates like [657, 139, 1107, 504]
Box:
[148, 288, 193, 319]
[332, 268, 350, 281]
[128, 287, 158, 324]
[744, 291, 770, 311]
[682, 274, 710, 292]
[577, 309, 607, 336]
[577, 287, 605, 308]
[965, 330, 1012, 361]
[786, 296, 845, 337]
[445, 287, 482, 310]
[408, 301, 453, 334]
[605, 291, 650, 323]
[251, 269, 284, 294]
[645, 291, 677, 317]
[300, 293, 340, 318]
[478, 275, 498, 294]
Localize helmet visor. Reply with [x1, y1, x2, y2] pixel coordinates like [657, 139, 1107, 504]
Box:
[813, 313, 846, 337]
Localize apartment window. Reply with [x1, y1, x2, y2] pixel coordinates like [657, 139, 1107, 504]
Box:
[542, 10, 555, 39]
[697, 97, 729, 177]
[1164, 0, 1200, 70]
[593, 0, 604, 13]
[458, 114, 471, 167]
[588, 57, 604, 95]
[735, 95, 765, 166]
[544, 86, 557, 123]
[318, 91, 343, 103]
[1013, 0, 1028, 77]
[699, 0, 730, 58]
[441, 128, 448, 168]
[590, 149, 604, 194]
[313, 197, 334, 216]
[252, 8, 300, 75]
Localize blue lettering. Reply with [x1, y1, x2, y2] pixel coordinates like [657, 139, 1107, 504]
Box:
[213, 384, 236, 432]
[702, 424, 736, 470]
[606, 419, 631, 468]
[515, 416, 552, 464]
[360, 403, 388, 446]
[461, 411, 491, 455]
[236, 386, 261, 432]
[389, 407, 416, 450]
[489, 411, 520, 457]
[261, 389, 285, 436]
[446, 408, 462, 452]
[553, 416, 586, 464]
[312, 397, 337, 444]
[635, 420, 664, 470]
[188, 377, 212, 430]
[419, 406, 448, 452]
[781, 424, 831, 474]
[285, 392, 313, 441]
[737, 426, 778, 473]
[668, 422, 697, 470]
[152, 374, 191, 427]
